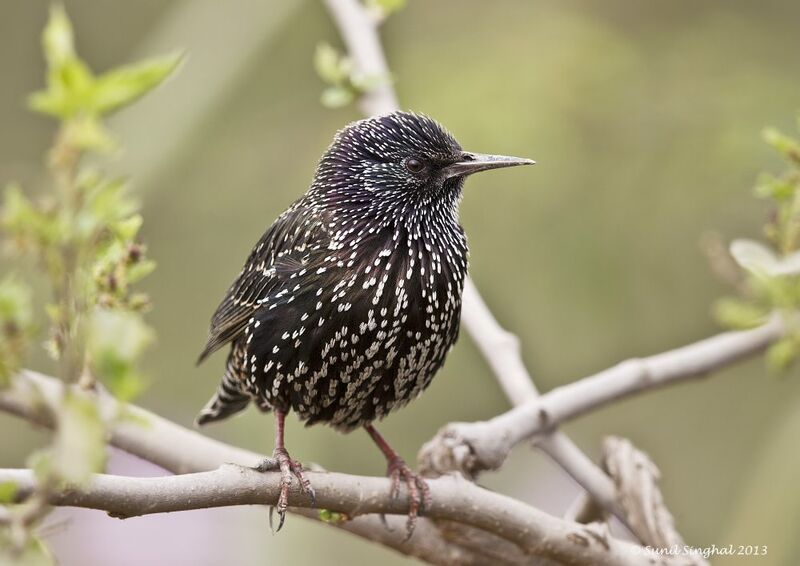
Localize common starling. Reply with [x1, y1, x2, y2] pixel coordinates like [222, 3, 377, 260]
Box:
[196, 111, 533, 533]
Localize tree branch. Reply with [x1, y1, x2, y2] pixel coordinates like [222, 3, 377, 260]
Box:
[321, 0, 397, 116]
[601, 437, 698, 556]
[0, 370, 644, 565]
[419, 315, 783, 477]
[0, 372, 505, 565]
[2, 465, 658, 566]
[294, 513, 547, 566]
[2, 311, 779, 563]
[460, 281, 632, 529]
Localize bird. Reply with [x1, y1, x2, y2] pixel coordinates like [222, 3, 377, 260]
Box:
[195, 111, 533, 535]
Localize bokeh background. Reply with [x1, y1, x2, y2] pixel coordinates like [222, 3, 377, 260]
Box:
[2, 1, 800, 564]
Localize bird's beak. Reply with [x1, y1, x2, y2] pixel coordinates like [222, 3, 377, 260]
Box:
[442, 152, 535, 179]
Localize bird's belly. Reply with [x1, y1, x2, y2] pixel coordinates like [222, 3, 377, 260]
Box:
[303, 327, 453, 430]
[244, 262, 463, 432]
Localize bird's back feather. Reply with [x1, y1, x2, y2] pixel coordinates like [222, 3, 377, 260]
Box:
[197, 204, 331, 363]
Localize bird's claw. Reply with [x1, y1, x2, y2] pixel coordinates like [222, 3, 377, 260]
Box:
[386, 456, 430, 541]
[257, 448, 316, 532]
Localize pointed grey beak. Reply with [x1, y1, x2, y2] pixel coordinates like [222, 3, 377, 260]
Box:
[442, 152, 535, 179]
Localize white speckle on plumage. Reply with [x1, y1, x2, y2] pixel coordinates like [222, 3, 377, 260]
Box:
[200, 111, 475, 433]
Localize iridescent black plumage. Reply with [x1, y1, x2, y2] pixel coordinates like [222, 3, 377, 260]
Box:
[196, 111, 533, 531]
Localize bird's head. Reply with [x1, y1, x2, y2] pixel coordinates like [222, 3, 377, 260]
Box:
[312, 111, 533, 227]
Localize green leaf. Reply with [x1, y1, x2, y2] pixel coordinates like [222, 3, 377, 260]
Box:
[91, 52, 183, 116]
[29, 55, 95, 118]
[367, 0, 407, 15]
[0, 276, 34, 385]
[31, 7, 181, 120]
[321, 86, 354, 108]
[350, 71, 391, 93]
[93, 347, 147, 401]
[713, 297, 768, 329]
[729, 239, 779, 275]
[314, 43, 348, 85]
[86, 177, 138, 226]
[763, 127, 800, 165]
[732, 239, 800, 277]
[75, 176, 140, 244]
[42, 5, 76, 68]
[318, 508, 349, 524]
[27, 450, 54, 483]
[0, 480, 17, 503]
[113, 214, 144, 241]
[2, 184, 60, 247]
[0, 276, 33, 327]
[754, 173, 796, 202]
[87, 310, 152, 400]
[766, 337, 798, 372]
[127, 259, 156, 284]
[52, 392, 107, 483]
[68, 114, 117, 153]
[88, 309, 154, 363]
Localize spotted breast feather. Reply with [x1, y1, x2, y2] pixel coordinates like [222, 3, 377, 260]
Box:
[201, 204, 466, 432]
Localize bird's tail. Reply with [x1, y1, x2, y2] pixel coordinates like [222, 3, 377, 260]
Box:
[195, 364, 251, 427]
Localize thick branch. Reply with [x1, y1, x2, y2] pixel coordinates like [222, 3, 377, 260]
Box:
[2, 467, 656, 566]
[419, 315, 783, 477]
[296, 513, 547, 566]
[0, 372, 516, 565]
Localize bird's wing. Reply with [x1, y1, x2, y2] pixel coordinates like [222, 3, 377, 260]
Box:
[197, 205, 330, 364]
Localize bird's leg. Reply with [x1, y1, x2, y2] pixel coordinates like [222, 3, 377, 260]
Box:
[364, 423, 431, 540]
[253, 409, 315, 531]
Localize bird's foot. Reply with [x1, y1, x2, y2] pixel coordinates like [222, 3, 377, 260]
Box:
[254, 449, 316, 532]
[386, 456, 431, 541]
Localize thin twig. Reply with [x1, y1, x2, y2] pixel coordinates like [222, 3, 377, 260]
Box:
[419, 315, 783, 476]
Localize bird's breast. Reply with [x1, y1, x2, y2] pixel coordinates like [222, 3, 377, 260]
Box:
[243, 222, 469, 430]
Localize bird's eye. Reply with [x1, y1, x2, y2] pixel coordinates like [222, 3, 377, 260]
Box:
[405, 157, 425, 173]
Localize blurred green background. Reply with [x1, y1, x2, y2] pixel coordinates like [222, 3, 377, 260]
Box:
[2, 1, 800, 564]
